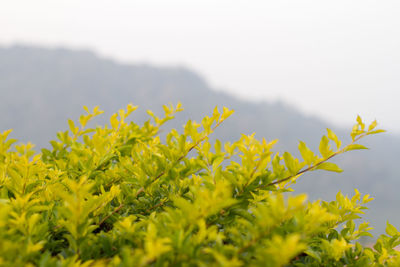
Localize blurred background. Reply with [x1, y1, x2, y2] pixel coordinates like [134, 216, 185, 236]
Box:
[1, 0, 400, 238]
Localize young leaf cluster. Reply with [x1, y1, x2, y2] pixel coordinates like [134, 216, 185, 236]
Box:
[0, 104, 396, 266]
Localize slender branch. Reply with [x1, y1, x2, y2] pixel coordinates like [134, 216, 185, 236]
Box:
[264, 133, 368, 188]
[265, 152, 338, 187]
[98, 203, 124, 226]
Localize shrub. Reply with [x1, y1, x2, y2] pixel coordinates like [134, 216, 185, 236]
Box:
[0, 103, 398, 266]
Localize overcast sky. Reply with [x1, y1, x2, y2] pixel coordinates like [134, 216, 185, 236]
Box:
[1, 0, 400, 132]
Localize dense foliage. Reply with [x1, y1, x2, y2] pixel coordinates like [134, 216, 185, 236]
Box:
[3, 46, 400, 238]
[0, 103, 398, 266]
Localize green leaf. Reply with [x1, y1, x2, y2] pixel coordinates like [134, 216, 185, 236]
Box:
[221, 107, 234, 121]
[202, 116, 212, 133]
[68, 119, 75, 131]
[345, 144, 368, 151]
[212, 106, 220, 121]
[327, 129, 341, 149]
[305, 249, 322, 263]
[162, 104, 171, 115]
[368, 120, 378, 131]
[110, 113, 119, 129]
[176, 102, 183, 111]
[367, 129, 386, 135]
[357, 115, 365, 131]
[283, 152, 298, 175]
[83, 105, 90, 114]
[386, 222, 398, 237]
[212, 156, 224, 171]
[298, 141, 315, 166]
[214, 139, 222, 154]
[319, 135, 333, 158]
[68, 119, 79, 135]
[79, 115, 89, 128]
[315, 162, 343, 173]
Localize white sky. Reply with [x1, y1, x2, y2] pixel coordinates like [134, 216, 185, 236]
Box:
[1, 0, 400, 132]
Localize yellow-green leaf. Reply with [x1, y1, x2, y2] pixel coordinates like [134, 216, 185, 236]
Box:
[345, 144, 368, 151]
[315, 162, 343, 173]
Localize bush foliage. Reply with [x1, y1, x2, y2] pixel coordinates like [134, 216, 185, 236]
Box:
[0, 103, 398, 266]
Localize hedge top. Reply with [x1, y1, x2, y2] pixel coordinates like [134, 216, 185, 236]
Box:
[0, 103, 397, 267]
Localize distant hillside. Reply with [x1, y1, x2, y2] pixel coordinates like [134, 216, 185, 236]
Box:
[1, 45, 399, 236]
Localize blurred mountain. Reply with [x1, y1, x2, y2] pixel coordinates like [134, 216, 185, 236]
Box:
[0, 45, 399, 236]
